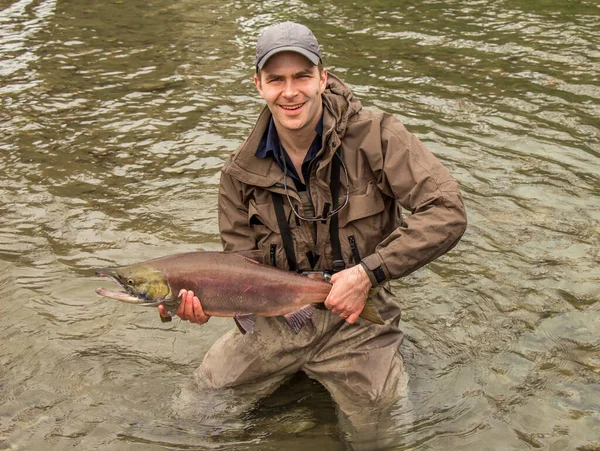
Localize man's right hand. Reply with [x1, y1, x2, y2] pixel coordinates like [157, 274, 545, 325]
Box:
[158, 289, 211, 325]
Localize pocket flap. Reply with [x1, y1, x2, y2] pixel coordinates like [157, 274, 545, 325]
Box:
[338, 182, 385, 227]
[248, 199, 283, 232]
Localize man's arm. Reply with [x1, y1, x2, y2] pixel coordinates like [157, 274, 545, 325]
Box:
[360, 115, 467, 286]
[326, 116, 467, 321]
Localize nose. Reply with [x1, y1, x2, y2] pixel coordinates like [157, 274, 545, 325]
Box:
[282, 79, 298, 99]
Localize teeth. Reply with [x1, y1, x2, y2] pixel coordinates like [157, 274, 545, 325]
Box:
[281, 104, 302, 110]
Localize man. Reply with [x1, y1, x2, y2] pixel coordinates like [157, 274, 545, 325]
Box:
[160, 21, 467, 444]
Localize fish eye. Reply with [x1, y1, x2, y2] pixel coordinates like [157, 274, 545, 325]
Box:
[127, 278, 134, 285]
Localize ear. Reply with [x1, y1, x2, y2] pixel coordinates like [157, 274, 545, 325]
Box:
[320, 68, 328, 93]
[254, 73, 263, 96]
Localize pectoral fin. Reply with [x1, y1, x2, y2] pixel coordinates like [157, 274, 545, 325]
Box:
[234, 314, 257, 334]
[283, 305, 316, 334]
[358, 299, 385, 325]
[159, 313, 172, 323]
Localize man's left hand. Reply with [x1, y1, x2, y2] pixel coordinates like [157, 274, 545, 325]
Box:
[324, 264, 371, 324]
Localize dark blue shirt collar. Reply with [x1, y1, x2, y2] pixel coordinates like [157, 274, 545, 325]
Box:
[255, 114, 324, 187]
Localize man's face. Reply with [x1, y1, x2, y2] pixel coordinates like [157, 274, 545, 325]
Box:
[254, 51, 327, 134]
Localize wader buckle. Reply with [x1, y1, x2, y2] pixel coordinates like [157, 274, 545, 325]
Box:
[301, 271, 332, 282]
[332, 260, 346, 273]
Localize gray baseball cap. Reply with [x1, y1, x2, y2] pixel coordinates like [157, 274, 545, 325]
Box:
[255, 22, 321, 70]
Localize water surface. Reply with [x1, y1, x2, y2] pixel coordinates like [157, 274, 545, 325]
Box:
[1, 0, 599, 449]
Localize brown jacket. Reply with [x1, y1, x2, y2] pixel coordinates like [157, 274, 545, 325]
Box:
[219, 74, 467, 292]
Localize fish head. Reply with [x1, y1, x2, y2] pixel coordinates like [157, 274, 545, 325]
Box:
[95, 263, 172, 307]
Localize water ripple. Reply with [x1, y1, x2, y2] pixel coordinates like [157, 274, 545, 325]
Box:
[1, 0, 599, 449]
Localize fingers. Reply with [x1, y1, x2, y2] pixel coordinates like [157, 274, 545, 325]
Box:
[346, 311, 360, 324]
[324, 296, 346, 316]
[325, 267, 369, 324]
[182, 289, 194, 319]
[158, 304, 170, 318]
[325, 288, 358, 323]
[177, 289, 210, 325]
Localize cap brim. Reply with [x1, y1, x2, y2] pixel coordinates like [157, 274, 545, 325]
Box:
[257, 46, 320, 70]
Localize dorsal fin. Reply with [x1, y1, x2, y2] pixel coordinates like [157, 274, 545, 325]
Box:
[235, 250, 265, 265]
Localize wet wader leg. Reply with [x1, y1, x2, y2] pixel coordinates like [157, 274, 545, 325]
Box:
[302, 328, 407, 406]
[192, 317, 318, 416]
[304, 338, 409, 450]
[335, 386, 413, 451]
[300, 289, 408, 448]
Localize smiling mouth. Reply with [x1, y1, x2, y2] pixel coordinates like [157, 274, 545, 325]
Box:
[280, 103, 304, 111]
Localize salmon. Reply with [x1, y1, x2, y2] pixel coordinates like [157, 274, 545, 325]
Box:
[95, 251, 384, 334]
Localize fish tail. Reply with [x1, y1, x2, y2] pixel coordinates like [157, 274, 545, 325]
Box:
[359, 299, 385, 325]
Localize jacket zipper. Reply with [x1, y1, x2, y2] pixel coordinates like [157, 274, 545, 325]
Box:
[270, 243, 277, 267]
[348, 235, 361, 264]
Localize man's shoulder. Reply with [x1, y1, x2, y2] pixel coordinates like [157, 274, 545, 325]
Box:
[347, 107, 396, 124]
[221, 138, 254, 176]
[221, 137, 281, 190]
[222, 106, 271, 169]
[347, 107, 409, 134]
[221, 142, 243, 171]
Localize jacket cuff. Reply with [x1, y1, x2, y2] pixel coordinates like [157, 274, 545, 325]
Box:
[360, 254, 389, 288]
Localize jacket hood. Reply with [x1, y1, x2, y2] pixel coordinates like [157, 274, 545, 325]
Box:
[322, 73, 362, 140]
[222, 73, 362, 187]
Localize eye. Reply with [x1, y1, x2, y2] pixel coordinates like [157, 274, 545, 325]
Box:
[127, 279, 134, 285]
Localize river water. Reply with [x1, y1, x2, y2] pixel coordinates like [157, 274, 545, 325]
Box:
[1, 0, 599, 449]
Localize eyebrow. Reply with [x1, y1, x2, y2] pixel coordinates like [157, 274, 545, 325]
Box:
[264, 68, 315, 81]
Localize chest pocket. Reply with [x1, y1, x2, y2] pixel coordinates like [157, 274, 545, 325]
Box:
[248, 197, 297, 269]
[248, 199, 283, 235]
[336, 180, 387, 266]
[337, 180, 385, 228]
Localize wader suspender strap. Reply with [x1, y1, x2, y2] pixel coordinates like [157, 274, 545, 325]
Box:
[329, 151, 345, 273]
[272, 192, 298, 271]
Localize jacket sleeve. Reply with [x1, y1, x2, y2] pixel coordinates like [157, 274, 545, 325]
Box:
[360, 115, 467, 286]
[218, 170, 257, 252]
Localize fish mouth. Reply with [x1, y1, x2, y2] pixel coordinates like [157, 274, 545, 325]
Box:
[95, 269, 161, 307]
[95, 287, 162, 307]
[95, 287, 143, 304]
